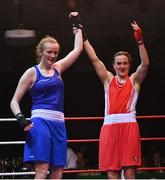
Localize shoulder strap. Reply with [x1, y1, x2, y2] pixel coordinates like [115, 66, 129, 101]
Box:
[34, 65, 41, 82]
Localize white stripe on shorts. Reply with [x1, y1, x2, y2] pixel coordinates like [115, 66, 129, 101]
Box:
[31, 109, 64, 121]
[104, 113, 136, 125]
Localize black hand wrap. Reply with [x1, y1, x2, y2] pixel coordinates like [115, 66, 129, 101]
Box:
[70, 13, 82, 29]
[70, 13, 88, 41]
[15, 112, 32, 130]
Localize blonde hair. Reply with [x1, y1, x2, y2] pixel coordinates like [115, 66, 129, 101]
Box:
[35, 35, 60, 62]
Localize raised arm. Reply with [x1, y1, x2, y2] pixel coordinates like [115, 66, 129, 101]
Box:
[131, 21, 149, 84]
[54, 12, 83, 74]
[84, 39, 112, 85]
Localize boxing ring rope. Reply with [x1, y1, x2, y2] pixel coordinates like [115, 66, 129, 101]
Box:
[1, 137, 165, 145]
[1, 115, 165, 121]
[0, 115, 165, 177]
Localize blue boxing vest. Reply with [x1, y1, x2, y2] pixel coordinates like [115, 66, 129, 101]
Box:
[29, 65, 64, 112]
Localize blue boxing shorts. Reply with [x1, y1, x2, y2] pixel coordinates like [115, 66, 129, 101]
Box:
[23, 117, 67, 167]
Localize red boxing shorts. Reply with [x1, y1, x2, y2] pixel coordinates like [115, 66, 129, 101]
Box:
[99, 120, 141, 171]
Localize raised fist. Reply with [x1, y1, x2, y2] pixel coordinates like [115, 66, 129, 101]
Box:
[69, 11, 82, 29]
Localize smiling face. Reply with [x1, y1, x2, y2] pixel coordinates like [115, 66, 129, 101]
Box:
[36, 35, 60, 65]
[40, 42, 59, 66]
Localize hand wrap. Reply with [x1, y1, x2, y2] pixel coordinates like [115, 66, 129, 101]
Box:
[134, 28, 143, 45]
[70, 13, 88, 41]
[70, 13, 82, 29]
[15, 112, 32, 130]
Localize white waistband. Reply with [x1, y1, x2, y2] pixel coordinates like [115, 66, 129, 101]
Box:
[31, 109, 64, 121]
[104, 113, 136, 125]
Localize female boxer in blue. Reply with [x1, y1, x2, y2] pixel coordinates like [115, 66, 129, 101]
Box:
[10, 12, 83, 179]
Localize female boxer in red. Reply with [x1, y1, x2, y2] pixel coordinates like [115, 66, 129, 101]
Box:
[84, 21, 149, 179]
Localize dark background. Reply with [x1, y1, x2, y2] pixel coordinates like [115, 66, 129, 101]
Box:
[0, 0, 165, 165]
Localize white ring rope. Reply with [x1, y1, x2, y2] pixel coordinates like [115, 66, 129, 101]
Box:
[0, 171, 35, 176]
[0, 118, 17, 121]
[0, 118, 30, 122]
[0, 141, 25, 145]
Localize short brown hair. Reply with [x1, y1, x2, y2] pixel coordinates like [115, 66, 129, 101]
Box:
[112, 51, 133, 67]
